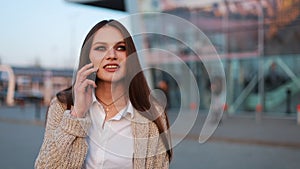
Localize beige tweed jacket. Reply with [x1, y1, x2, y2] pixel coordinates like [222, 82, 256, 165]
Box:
[35, 97, 169, 169]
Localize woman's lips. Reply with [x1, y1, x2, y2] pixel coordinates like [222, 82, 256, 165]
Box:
[103, 64, 120, 72]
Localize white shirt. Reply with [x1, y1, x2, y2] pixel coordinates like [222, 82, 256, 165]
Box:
[84, 93, 134, 169]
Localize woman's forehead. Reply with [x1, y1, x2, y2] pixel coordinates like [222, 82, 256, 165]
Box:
[93, 26, 124, 44]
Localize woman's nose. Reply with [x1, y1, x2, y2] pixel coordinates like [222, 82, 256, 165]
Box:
[105, 48, 117, 60]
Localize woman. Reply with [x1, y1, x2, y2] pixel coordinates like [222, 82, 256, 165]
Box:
[35, 19, 172, 169]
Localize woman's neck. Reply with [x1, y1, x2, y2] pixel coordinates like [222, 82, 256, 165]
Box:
[95, 80, 126, 102]
[95, 80, 128, 121]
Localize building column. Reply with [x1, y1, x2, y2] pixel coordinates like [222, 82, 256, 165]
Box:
[0, 65, 15, 106]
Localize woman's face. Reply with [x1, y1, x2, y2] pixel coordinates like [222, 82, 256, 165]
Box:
[89, 25, 127, 83]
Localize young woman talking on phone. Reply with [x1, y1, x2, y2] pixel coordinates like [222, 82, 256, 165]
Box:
[35, 20, 172, 169]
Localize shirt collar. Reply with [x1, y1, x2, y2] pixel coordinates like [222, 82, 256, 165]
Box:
[92, 90, 97, 103]
[113, 101, 134, 120]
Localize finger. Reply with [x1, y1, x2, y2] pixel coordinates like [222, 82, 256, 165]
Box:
[80, 67, 98, 80]
[78, 63, 94, 74]
[87, 79, 97, 88]
[76, 70, 98, 87]
[76, 63, 96, 83]
[86, 83, 94, 95]
[78, 79, 97, 89]
[77, 63, 93, 82]
[76, 63, 94, 80]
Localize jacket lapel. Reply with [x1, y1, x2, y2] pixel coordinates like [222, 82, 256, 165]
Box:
[131, 109, 150, 169]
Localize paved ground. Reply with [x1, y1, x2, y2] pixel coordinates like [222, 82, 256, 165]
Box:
[0, 121, 44, 169]
[168, 110, 300, 169]
[0, 105, 300, 169]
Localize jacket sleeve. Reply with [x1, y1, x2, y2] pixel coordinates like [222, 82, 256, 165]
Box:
[34, 98, 91, 169]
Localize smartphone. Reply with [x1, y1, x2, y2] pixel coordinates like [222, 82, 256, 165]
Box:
[86, 60, 97, 81]
[87, 72, 96, 82]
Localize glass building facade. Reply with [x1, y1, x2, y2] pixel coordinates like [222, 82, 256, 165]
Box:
[137, 0, 300, 116]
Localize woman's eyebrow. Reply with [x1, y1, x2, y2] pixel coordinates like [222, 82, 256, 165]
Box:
[92, 41, 125, 46]
[116, 41, 125, 44]
[92, 42, 107, 46]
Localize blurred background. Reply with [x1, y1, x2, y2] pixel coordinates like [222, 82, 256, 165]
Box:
[0, 0, 300, 169]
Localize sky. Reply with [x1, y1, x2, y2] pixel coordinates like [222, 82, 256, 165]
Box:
[0, 0, 127, 69]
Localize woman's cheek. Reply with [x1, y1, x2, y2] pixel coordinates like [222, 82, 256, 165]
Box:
[89, 52, 95, 62]
[89, 54, 101, 65]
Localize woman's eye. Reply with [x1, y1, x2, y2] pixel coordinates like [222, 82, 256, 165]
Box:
[94, 46, 106, 51]
[116, 45, 126, 51]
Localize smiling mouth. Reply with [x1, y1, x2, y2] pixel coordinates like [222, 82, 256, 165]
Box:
[103, 64, 120, 72]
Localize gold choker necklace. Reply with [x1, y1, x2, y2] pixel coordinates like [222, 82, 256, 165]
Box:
[95, 93, 126, 113]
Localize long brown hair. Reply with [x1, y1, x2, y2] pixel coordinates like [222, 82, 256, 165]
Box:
[56, 20, 172, 160]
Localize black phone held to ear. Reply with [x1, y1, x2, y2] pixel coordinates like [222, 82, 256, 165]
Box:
[87, 72, 96, 82]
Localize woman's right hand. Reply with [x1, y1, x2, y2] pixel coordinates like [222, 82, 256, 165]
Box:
[71, 63, 98, 118]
